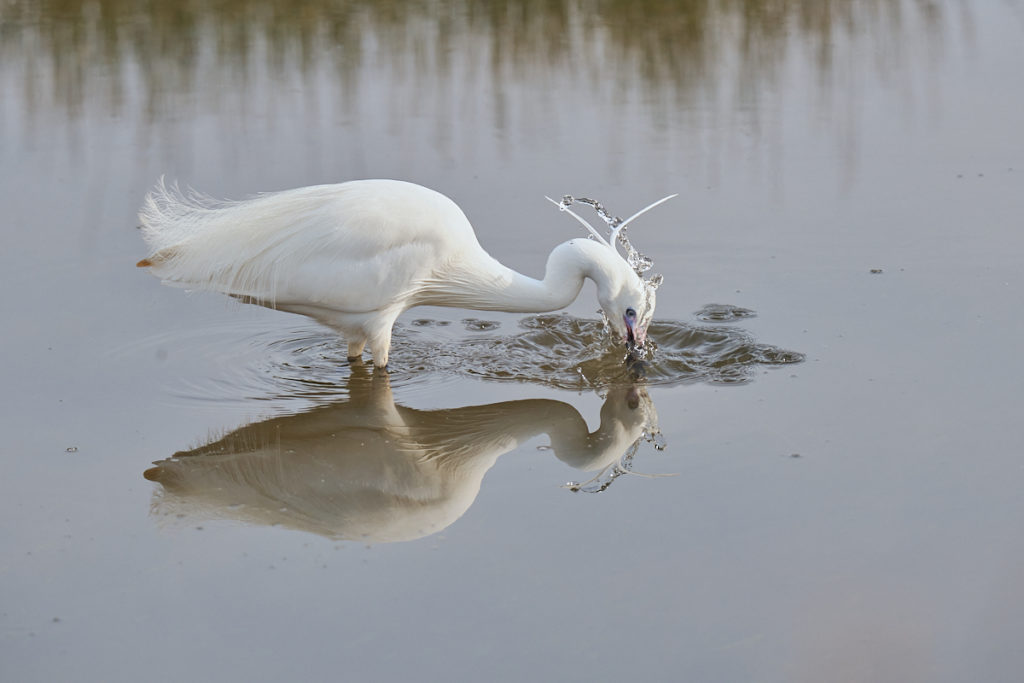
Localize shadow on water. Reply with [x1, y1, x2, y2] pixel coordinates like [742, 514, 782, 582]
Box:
[142, 310, 802, 541]
[145, 366, 665, 542]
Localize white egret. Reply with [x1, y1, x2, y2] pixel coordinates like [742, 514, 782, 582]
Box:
[137, 179, 672, 368]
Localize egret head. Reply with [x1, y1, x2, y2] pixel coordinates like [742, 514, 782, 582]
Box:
[597, 262, 656, 349]
[548, 193, 673, 352]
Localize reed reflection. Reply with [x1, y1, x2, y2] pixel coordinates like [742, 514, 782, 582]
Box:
[3, 0, 949, 130]
[144, 365, 663, 543]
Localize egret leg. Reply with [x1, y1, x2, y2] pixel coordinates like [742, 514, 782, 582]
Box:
[346, 338, 367, 363]
[370, 348, 390, 372]
[367, 311, 400, 372]
[369, 331, 392, 371]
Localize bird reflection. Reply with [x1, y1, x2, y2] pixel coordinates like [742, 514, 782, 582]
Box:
[144, 367, 662, 543]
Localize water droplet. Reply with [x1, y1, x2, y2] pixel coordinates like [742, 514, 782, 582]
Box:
[626, 248, 653, 274]
[556, 195, 661, 276]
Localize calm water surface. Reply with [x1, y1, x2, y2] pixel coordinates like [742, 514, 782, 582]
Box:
[2, 2, 1023, 681]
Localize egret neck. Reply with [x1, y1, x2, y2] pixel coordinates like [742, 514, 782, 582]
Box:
[420, 238, 631, 314]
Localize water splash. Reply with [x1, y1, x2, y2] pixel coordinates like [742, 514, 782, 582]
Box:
[562, 437, 676, 494]
[510, 314, 803, 388]
[557, 195, 656, 277]
[554, 193, 669, 366]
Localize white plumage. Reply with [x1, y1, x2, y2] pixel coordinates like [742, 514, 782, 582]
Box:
[137, 179, 668, 367]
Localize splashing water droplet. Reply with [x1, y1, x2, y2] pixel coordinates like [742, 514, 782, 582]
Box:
[629, 252, 654, 274]
[557, 195, 661, 277]
[616, 228, 654, 276]
[647, 431, 668, 451]
[569, 197, 621, 229]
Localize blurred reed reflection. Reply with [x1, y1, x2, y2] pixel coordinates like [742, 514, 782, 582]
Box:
[2, 0, 948, 128]
[144, 365, 664, 542]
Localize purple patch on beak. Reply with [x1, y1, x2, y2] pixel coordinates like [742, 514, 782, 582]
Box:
[624, 314, 646, 347]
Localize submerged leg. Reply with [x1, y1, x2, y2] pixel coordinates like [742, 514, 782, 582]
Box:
[346, 338, 367, 363]
[369, 323, 395, 371]
[370, 338, 390, 371]
[365, 310, 403, 371]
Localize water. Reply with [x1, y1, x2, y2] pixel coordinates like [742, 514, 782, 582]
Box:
[125, 313, 801, 407]
[144, 368, 670, 540]
[134, 311, 799, 542]
[3, 2, 1024, 681]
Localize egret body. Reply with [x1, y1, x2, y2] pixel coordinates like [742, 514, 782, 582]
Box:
[137, 179, 666, 367]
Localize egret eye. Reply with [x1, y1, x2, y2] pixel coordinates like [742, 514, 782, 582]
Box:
[625, 308, 637, 319]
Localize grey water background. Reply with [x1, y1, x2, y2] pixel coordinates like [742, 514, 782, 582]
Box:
[2, 1, 1023, 680]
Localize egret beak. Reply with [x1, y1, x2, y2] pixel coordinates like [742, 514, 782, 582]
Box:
[624, 315, 646, 348]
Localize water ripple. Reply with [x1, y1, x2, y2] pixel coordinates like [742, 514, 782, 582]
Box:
[123, 311, 804, 406]
[694, 303, 757, 323]
[420, 314, 805, 390]
[270, 314, 798, 395]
